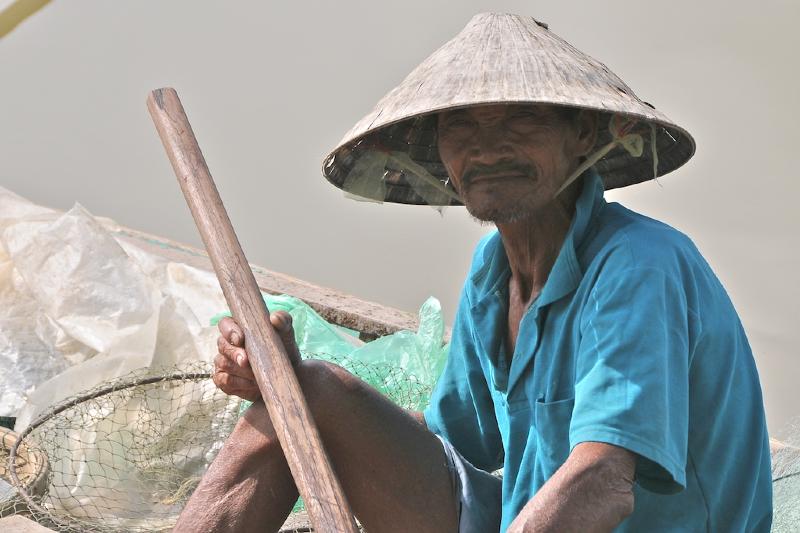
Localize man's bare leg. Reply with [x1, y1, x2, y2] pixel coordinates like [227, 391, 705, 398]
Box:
[175, 359, 458, 533]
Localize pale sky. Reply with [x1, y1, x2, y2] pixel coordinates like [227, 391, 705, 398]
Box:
[1, 0, 797, 436]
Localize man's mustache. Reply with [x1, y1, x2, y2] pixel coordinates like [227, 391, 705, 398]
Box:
[461, 162, 537, 186]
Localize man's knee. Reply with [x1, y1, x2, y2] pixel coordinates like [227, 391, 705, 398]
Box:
[228, 401, 279, 457]
[295, 359, 365, 410]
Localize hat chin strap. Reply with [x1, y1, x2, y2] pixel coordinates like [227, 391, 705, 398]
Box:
[555, 114, 659, 196]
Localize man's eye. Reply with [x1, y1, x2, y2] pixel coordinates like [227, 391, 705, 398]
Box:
[510, 111, 539, 121]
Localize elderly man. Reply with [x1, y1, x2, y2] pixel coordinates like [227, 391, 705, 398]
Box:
[176, 13, 772, 532]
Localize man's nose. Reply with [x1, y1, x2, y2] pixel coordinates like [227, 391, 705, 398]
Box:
[468, 127, 513, 164]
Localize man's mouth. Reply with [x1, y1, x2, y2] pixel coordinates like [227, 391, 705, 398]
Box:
[462, 163, 536, 187]
[470, 173, 528, 182]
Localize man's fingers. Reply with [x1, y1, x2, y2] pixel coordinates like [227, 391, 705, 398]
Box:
[218, 316, 244, 347]
[270, 310, 292, 332]
[212, 370, 260, 401]
[218, 312, 300, 369]
[217, 335, 250, 368]
[214, 352, 255, 380]
[270, 311, 302, 366]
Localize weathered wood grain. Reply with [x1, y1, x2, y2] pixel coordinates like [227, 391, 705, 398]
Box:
[147, 88, 358, 533]
[0, 515, 55, 533]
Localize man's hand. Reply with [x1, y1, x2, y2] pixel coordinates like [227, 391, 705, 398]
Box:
[213, 311, 302, 402]
[507, 442, 636, 533]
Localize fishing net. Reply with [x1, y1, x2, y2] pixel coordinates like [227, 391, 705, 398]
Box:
[1, 352, 433, 532]
[1, 426, 48, 518]
[772, 421, 800, 532]
[3, 362, 238, 532]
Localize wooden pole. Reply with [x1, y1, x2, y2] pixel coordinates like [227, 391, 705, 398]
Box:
[147, 87, 358, 533]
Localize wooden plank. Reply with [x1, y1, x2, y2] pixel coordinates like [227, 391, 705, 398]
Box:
[0, 516, 55, 533]
[108, 225, 448, 342]
[148, 87, 358, 533]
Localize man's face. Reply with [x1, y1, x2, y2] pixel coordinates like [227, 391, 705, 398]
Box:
[436, 104, 595, 223]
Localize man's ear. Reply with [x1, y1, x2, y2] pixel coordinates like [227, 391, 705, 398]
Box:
[574, 110, 599, 157]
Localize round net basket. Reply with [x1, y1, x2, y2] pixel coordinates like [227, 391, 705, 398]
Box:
[8, 362, 240, 532]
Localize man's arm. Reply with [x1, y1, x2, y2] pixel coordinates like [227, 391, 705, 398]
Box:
[507, 442, 636, 533]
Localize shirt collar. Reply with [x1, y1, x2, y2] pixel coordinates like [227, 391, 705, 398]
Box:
[470, 170, 606, 308]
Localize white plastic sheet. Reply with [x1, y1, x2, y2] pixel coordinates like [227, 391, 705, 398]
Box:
[0, 187, 225, 430]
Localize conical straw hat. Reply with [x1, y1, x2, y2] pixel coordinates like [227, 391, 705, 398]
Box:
[322, 13, 695, 206]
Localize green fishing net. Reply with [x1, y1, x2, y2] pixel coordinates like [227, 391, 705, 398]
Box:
[211, 294, 448, 413]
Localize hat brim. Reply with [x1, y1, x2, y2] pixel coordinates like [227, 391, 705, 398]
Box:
[322, 13, 696, 206]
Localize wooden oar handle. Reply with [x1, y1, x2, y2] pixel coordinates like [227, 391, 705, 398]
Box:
[147, 87, 358, 533]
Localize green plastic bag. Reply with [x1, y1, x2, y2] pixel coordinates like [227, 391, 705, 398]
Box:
[211, 295, 449, 514]
[211, 294, 448, 411]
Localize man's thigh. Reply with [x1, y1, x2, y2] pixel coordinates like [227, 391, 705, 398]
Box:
[278, 359, 459, 533]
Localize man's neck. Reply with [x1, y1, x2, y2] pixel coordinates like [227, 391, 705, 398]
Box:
[496, 186, 581, 306]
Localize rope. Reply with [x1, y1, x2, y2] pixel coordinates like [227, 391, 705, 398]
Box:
[556, 114, 659, 196]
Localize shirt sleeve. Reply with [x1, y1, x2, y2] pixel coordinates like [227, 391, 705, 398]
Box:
[424, 285, 504, 472]
[570, 265, 691, 494]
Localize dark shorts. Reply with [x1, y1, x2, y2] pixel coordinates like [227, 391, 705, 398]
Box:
[437, 435, 503, 533]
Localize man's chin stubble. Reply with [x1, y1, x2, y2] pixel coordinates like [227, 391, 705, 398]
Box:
[461, 189, 541, 225]
[465, 202, 538, 225]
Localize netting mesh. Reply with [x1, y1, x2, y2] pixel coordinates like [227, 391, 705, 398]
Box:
[3, 362, 238, 532]
[772, 422, 800, 532]
[309, 352, 432, 412]
[1, 354, 432, 532]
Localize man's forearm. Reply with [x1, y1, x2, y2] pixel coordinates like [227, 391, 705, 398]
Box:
[507, 442, 635, 533]
[174, 403, 299, 533]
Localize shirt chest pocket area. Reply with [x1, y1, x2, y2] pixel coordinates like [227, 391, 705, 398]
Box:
[534, 397, 575, 479]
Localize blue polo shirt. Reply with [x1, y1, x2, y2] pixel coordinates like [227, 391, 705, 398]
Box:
[424, 171, 772, 531]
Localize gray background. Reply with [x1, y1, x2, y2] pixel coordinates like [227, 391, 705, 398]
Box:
[1, 0, 797, 436]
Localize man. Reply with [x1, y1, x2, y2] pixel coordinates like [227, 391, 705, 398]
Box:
[176, 13, 772, 532]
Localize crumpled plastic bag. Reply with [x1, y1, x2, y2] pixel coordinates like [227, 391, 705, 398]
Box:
[0, 186, 224, 430]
